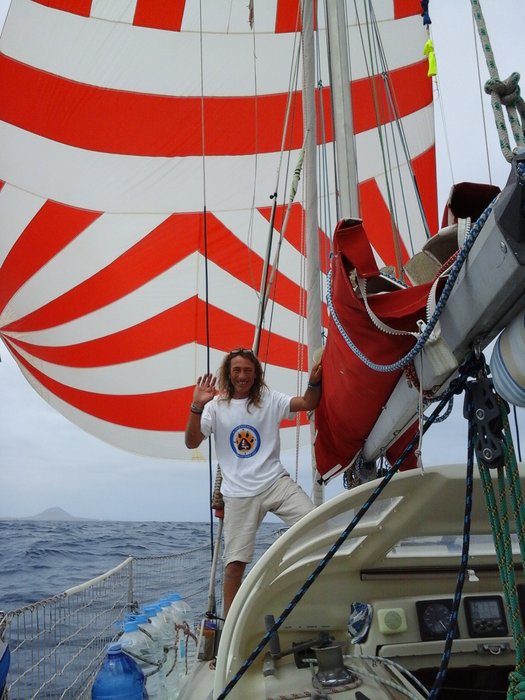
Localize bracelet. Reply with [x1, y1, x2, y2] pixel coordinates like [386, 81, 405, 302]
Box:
[190, 403, 204, 414]
[308, 380, 321, 389]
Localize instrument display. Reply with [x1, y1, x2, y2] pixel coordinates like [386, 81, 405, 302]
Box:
[416, 599, 457, 641]
[464, 596, 508, 637]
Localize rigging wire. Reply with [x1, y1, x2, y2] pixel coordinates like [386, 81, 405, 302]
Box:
[197, 0, 214, 556]
[351, 1, 417, 275]
[316, 1, 335, 271]
[243, 4, 312, 486]
[370, 2, 432, 249]
[244, 15, 262, 299]
[254, 5, 303, 368]
[429, 38, 455, 188]
[363, 2, 406, 274]
[470, 9, 494, 184]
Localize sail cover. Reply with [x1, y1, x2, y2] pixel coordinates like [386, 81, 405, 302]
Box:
[0, 0, 436, 460]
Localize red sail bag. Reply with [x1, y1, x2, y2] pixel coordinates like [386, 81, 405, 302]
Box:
[315, 219, 435, 482]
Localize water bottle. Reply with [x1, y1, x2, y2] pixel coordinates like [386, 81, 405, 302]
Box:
[157, 599, 178, 692]
[140, 605, 168, 698]
[91, 642, 147, 700]
[160, 595, 192, 697]
[120, 619, 164, 700]
[144, 604, 173, 695]
[167, 593, 192, 625]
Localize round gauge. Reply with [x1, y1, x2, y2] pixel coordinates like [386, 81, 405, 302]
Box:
[416, 599, 456, 641]
[423, 603, 451, 634]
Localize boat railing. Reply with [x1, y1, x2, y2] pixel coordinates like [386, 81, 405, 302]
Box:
[1, 545, 216, 699]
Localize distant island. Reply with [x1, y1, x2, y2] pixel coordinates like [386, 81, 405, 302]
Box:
[1, 507, 92, 521]
[30, 507, 89, 521]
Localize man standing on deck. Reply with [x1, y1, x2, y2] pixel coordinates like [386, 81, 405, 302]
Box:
[185, 347, 322, 618]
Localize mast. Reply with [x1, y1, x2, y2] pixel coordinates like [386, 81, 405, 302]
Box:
[326, 1, 360, 219]
[301, 0, 324, 507]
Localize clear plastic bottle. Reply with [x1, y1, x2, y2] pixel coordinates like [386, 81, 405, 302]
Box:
[167, 593, 192, 626]
[120, 619, 164, 700]
[160, 595, 194, 697]
[144, 603, 174, 696]
[91, 642, 146, 700]
[157, 599, 178, 693]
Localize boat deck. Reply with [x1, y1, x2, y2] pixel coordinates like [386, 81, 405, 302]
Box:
[182, 464, 523, 699]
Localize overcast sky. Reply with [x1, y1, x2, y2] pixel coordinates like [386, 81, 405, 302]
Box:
[1, 1, 524, 520]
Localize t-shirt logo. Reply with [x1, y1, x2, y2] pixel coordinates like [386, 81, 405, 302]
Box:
[230, 425, 260, 458]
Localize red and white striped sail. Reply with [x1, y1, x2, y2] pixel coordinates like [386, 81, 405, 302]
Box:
[0, 0, 436, 459]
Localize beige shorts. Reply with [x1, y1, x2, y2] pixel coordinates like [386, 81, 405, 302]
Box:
[222, 475, 314, 567]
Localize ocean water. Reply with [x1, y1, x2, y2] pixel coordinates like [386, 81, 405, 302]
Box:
[0, 518, 277, 612]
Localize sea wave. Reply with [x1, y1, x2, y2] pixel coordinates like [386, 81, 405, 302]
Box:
[0, 519, 276, 611]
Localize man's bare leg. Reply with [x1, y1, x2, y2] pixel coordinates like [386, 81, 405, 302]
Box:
[223, 560, 246, 618]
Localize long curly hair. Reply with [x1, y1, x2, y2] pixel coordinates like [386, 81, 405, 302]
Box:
[218, 348, 267, 410]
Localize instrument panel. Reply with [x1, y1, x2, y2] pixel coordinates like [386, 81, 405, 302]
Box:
[416, 595, 508, 642]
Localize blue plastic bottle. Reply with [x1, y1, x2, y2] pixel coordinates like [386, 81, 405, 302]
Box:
[91, 642, 147, 699]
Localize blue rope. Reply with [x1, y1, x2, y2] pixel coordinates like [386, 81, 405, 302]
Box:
[428, 390, 476, 699]
[517, 159, 525, 185]
[326, 201, 494, 373]
[426, 396, 454, 424]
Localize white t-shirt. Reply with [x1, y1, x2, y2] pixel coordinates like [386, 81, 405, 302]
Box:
[200, 387, 294, 497]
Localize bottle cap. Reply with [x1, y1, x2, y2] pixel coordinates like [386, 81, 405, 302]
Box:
[143, 604, 160, 616]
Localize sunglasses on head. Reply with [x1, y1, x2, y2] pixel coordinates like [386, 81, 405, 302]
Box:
[228, 347, 255, 358]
